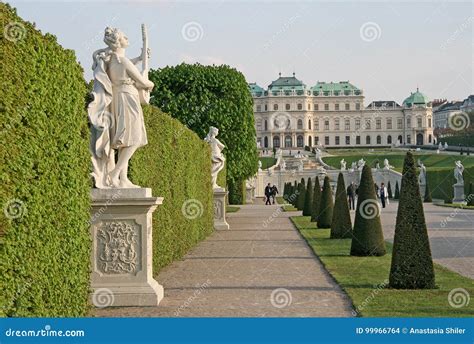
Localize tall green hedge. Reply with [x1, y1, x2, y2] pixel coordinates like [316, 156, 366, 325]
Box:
[427, 167, 474, 202]
[0, 4, 90, 316]
[130, 105, 214, 273]
[148, 63, 258, 203]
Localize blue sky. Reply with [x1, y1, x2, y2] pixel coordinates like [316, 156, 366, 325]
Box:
[8, 0, 473, 104]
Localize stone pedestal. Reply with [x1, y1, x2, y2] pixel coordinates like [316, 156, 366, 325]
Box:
[452, 184, 466, 204]
[213, 188, 230, 230]
[90, 188, 164, 307]
[246, 187, 254, 204]
[419, 183, 426, 198]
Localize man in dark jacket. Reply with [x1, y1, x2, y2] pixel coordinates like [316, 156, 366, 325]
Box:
[271, 185, 279, 204]
[264, 183, 272, 205]
[347, 182, 356, 210]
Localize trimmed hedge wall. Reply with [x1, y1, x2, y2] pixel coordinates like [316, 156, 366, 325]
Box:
[130, 105, 214, 273]
[0, 4, 90, 316]
[427, 167, 474, 202]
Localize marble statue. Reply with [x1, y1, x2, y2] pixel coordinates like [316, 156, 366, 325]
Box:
[375, 162, 380, 170]
[383, 159, 392, 171]
[357, 158, 366, 170]
[88, 25, 154, 189]
[315, 148, 321, 160]
[340, 159, 346, 171]
[258, 160, 262, 171]
[454, 161, 464, 185]
[204, 126, 226, 189]
[351, 162, 357, 171]
[418, 160, 427, 185]
[280, 159, 286, 171]
[444, 142, 449, 150]
[438, 142, 443, 150]
[298, 159, 304, 172]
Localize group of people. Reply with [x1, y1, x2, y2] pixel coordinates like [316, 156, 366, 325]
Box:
[346, 181, 389, 210]
[264, 183, 279, 205]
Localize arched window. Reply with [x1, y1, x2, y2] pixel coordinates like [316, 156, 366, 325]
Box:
[284, 136, 292, 148]
[387, 135, 392, 144]
[297, 119, 303, 130]
[273, 104, 278, 111]
[308, 136, 312, 147]
[297, 135, 304, 147]
[366, 135, 371, 145]
[398, 135, 403, 144]
[264, 136, 268, 148]
[428, 134, 432, 143]
[264, 120, 268, 131]
[376, 135, 381, 144]
[273, 136, 280, 148]
[308, 119, 312, 130]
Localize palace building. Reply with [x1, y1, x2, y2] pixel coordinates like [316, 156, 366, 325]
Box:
[249, 74, 434, 149]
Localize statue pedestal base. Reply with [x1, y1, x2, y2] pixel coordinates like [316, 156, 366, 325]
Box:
[213, 188, 229, 230]
[452, 184, 466, 204]
[246, 187, 254, 204]
[90, 188, 164, 307]
[419, 183, 426, 198]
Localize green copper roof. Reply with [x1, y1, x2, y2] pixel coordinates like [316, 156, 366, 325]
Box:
[268, 74, 306, 91]
[403, 88, 429, 106]
[310, 81, 361, 96]
[248, 82, 265, 95]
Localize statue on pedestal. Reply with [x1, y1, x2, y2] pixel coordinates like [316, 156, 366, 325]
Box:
[454, 161, 464, 185]
[258, 160, 262, 171]
[383, 158, 393, 171]
[418, 160, 427, 185]
[340, 159, 346, 171]
[280, 159, 286, 171]
[204, 126, 226, 189]
[88, 25, 154, 189]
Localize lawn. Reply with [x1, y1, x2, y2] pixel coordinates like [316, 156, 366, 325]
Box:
[259, 157, 277, 169]
[226, 206, 240, 213]
[291, 216, 474, 317]
[433, 203, 474, 210]
[322, 150, 474, 172]
[276, 197, 299, 212]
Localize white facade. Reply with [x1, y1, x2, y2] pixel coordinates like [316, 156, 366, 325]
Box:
[250, 76, 434, 148]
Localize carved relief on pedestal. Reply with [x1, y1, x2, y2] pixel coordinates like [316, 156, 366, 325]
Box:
[214, 200, 223, 220]
[96, 220, 141, 274]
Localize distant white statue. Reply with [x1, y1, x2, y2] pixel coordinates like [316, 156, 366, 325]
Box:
[375, 162, 381, 170]
[280, 159, 286, 171]
[418, 160, 427, 185]
[444, 142, 449, 150]
[340, 159, 346, 171]
[315, 148, 321, 160]
[357, 158, 366, 170]
[454, 161, 464, 185]
[298, 159, 304, 172]
[438, 142, 443, 151]
[383, 159, 393, 171]
[204, 126, 226, 189]
[351, 162, 357, 171]
[88, 25, 154, 189]
[258, 160, 262, 171]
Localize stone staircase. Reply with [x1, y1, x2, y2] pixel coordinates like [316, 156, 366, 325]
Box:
[277, 156, 322, 171]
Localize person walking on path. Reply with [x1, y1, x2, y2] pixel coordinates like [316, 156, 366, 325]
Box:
[347, 181, 356, 210]
[271, 184, 279, 204]
[264, 183, 272, 205]
[379, 182, 388, 208]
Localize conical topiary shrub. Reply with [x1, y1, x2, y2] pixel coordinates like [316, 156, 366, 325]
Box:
[387, 181, 393, 199]
[283, 183, 288, 201]
[311, 177, 321, 223]
[467, 183, 474, 206]
[303, 178, 313, 216]
[317, 176, 333, 228]
[394, 181, 400, 200]
[291, 181, 298, 206]
[423, 177, 432, 203]
[389, 152, 435, 289]
[331, 173, 352, 239]
[350, 165, 386, 256]
[297, 181, 306, 211]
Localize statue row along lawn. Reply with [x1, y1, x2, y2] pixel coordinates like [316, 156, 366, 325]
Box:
[291, 218, 474, 317]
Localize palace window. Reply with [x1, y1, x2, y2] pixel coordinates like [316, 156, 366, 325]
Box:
[297, 103, 303, 110]
[335, 136, 340, 145]
[256, 119, 262, 131]
[355, 119, 361, 130]
[345, 119, 350, 130]
[315, 120, 319, 130]
[428, 118, 432, 128]
[366, 135, 371, 144]
[297, 135, 304, 147]
[256, 105, 261, 112]
[297, 119, 303, 129]
[286, 104, 290, 110]
[356, 136, 361, 144]
[264, 120, 268, 131]
[387, 135, 392, 144]
[335, 119, 340, 130]
[273, 104, 278, 111]
[324, 104, 329, 111]
[324, 120, 329, 130]
[365, 119, 371, 130]
[397, 118, 403, 129]
[407, 135, 411, 144]
[335, 104, 340, 111]
[325, 136, 330, 145]
[428, 134, 432, 143]
[265, 104, 268, 111]
[308, 104, 310, 110]
[356, 103, 361, 110]
[407, 117, 411, 128]
[308, 119, 312, 130]
[345, 103, 350, 110]
[315, 136, 319, 144]
[387, 118, 392, 129]
[314, 103, 319, 111]
[417, 117, 422, 128]
[376, 119, 381, 130]
[345, 136, 350, 145]
[376, 135, 381, 144]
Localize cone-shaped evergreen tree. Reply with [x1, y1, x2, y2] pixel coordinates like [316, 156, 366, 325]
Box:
[311, 177, 321, 223]
[283, 183, 288, 200]
[350, 165, 386, 256]
[423, 177, 432, 203]
[292, 181, 298, 206]
[387, 181, 393, 199]
[297, 180, 306, 210]
[331, 173, 352, 238]
[303, 178, 313, 216]
[389, 152, 435, 289]
[394, 181, 400, 199]
[467, 183, 474, 206]
[317, 176, 333, 228]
